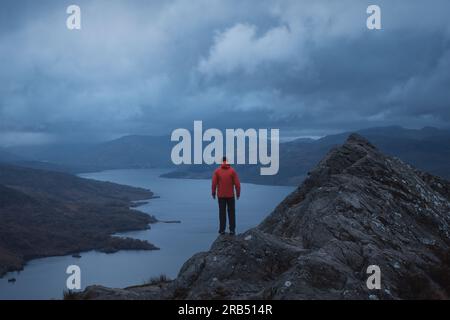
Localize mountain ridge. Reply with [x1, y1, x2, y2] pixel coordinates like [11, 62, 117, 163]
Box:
[163, 126, 450, 185]
[74, 133, 450, 300]
[4, 126, 450, 185]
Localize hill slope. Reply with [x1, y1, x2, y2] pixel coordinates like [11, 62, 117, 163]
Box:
[77, 134, 450, 300]
[0, 164, 158, 277]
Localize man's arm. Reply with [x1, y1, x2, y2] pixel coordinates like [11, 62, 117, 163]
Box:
[232, 169, 241, 199]
[212, 170, 218, 199]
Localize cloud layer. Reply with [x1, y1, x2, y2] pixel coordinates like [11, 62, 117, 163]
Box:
[1, 0, 449, 145]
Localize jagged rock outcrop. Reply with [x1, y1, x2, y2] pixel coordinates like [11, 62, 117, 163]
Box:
[76, 134, 450, 300]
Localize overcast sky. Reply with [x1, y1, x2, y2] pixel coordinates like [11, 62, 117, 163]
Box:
[1, 0, 450, 146]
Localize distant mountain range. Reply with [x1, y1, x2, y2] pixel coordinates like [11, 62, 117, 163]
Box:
[0, 163, 158, 277]
[0, 148, 22, 163]
[4, 135, 172, 173]
[2, 126, 450, 185]
[163, 126, 450, 185]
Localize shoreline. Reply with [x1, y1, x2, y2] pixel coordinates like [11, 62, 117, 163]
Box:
[0, 197, 159, 280]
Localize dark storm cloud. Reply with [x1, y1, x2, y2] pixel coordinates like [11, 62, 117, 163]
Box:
[0, 0, 449, 145]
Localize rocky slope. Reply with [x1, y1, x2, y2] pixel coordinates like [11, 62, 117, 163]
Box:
[76, 134, 450, 300]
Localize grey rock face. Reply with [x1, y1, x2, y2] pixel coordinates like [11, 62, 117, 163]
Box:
[76, 134, 450, 300]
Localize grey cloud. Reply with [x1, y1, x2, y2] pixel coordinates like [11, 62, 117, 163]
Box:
[0, 0, 449, 146]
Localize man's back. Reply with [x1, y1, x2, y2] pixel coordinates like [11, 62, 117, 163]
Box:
[212, 163, 241, 199]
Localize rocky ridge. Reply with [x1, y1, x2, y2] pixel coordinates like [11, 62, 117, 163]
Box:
[75, 134, 450, 300]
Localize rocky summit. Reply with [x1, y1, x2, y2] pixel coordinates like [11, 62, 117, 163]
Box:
[76, 134, 450, 300]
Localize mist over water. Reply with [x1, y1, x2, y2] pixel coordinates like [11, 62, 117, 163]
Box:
[0, 169, 293, 300]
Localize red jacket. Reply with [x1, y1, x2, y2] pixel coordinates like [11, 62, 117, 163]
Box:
[212, 163, 241, 198]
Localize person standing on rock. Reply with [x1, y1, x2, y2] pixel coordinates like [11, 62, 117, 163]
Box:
[212, 156, 241, 235]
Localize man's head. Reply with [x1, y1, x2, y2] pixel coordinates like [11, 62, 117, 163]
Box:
[222, 156, 227, 163]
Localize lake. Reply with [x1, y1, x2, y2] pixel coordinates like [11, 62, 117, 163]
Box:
[0, 169, 294, 300]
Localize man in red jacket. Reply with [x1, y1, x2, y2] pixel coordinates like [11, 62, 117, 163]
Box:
[212, 156, 241, 235]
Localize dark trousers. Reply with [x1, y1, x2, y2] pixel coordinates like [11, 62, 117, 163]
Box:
[218, 197, 236, 233]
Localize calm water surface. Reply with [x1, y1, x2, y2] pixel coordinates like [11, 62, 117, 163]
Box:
[0, 169, 294, 299]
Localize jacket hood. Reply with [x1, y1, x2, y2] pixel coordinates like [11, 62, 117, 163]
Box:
[221, 162, 231, 169]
